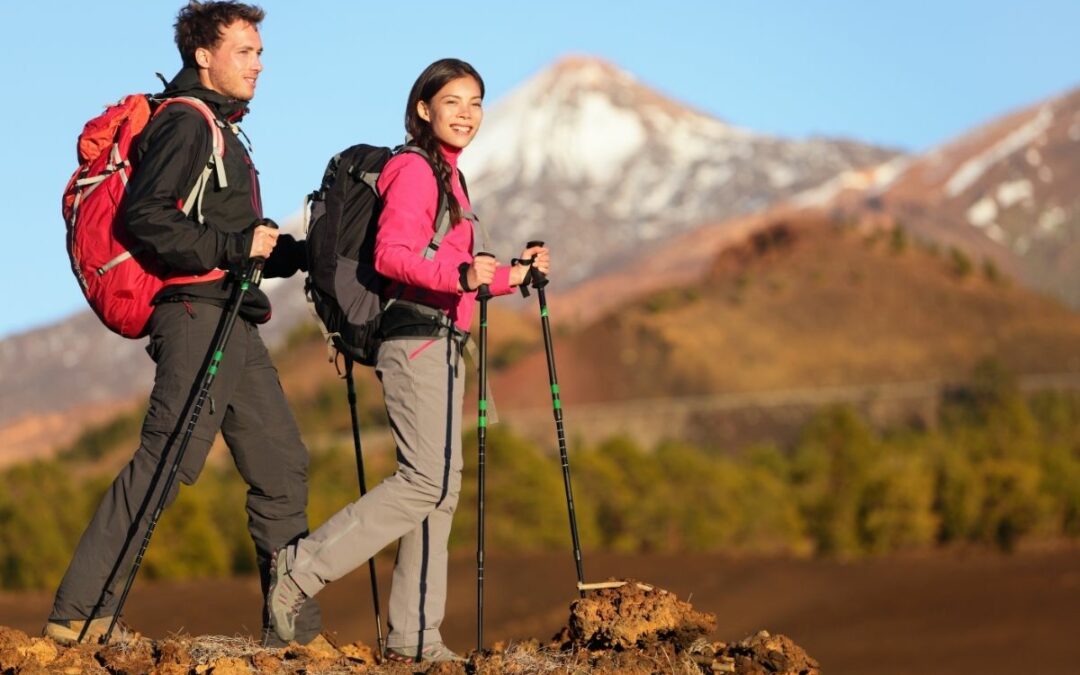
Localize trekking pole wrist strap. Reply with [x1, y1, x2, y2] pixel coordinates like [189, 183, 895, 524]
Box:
[458, 262, 476, 293]
[512, 256, 535, 297]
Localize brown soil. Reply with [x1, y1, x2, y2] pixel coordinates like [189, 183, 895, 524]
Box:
[0, 581, 807, 674]
[2, 548, 1079, 674]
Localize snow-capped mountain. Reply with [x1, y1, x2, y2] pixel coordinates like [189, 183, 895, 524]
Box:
[825, 85, 1080, 307]
[461, 56, 899, 281]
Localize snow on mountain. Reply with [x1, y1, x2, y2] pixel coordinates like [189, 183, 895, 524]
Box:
[944, 105, 1055, 198]
[835, 85, 1080, 308]
[461, 56, 899, 282]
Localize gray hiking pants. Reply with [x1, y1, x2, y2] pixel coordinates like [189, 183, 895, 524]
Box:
[49, 301, 321, 646]
[287, 336, 464, 651]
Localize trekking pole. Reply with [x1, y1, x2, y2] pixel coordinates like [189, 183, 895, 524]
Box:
[518, 241, 586, 597]
[474, 251, 494, 652]
[344, 358, 385, 658]
[87, 257, 267, 646]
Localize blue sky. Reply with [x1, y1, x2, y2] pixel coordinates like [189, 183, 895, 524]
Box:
[1, 1, 1077, 339]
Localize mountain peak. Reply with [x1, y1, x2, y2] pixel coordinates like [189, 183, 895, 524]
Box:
[524, 53, 696, 120]
[546, 54, 637, 86]
[463, 55, 744, 189]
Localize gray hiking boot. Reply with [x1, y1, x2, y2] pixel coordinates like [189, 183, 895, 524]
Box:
[385, 642, 466, 663]
[267, 548, 307, 643]
[44, 616, 139, 645]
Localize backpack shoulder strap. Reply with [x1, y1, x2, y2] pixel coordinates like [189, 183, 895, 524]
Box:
[152, 97, 228, 223]
[458, 170, 470, 201]
[454, 169, 488, 248]
[397, 145, 457, 261]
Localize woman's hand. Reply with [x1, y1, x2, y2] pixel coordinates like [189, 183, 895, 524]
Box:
[510, 244, 550, 286]
[462, 254, 497, 291]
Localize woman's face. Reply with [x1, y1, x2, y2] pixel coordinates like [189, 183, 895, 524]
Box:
[418, 76, 484, 149]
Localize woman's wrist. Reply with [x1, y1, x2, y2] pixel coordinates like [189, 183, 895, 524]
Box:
[458, 262, 475, 292]
[509, 262, 527, 287]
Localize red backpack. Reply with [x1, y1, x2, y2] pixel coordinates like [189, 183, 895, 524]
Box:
[63, 94, 228, 338]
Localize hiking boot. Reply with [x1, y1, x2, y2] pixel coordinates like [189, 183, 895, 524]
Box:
[44, 616, 139, 645]
[267, 548, 307, 643]
[385, 642, 465, 663]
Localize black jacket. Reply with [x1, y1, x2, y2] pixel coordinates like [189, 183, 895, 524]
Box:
[125, 67, 304, 318]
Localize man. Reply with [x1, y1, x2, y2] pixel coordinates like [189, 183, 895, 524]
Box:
[45, 1, 321, 647]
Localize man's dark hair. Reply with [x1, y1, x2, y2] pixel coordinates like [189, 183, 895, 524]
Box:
[174, 1, 265, 67]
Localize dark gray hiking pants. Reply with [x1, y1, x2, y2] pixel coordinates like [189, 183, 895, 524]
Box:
[286, 336, 464, 651]
[48, 301, 321, 645]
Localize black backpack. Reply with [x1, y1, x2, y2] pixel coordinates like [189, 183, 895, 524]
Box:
[304, 144, 458, 366]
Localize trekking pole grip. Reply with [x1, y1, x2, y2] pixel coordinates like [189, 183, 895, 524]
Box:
[475, 251, 494, 301]
[525, 240, 549, 289]
[248, 218, 278, 285]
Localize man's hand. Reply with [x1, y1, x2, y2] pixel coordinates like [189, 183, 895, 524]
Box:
[249, 224, 279, 259]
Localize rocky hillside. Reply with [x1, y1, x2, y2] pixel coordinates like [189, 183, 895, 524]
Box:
[494, 213, 1080, 411]
[815, 85, 1080, 308]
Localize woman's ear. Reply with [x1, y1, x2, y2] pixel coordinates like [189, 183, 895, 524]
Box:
[417, 100, 431, 123]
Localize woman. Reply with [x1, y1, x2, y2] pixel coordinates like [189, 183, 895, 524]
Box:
[267, 58, 549, 662]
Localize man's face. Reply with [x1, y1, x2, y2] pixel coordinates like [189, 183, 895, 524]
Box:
[195, 20, 263, 101]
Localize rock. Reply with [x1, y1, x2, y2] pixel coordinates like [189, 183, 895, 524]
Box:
[305, 633, 341, 658]
[49, 644, 107, 675]
[21, 637, 59, 666]
[154, 637, 195, 674]
[251, 650, 286, 673]
[207, 655, 251, 674]
[569, 578, 717, 649]
[426, 661, 467, 675]
[97, 638, 156, 675]
[720, 631, 821, 675]
[340, 641, 376, 664]
[0, 626, 33, 671]
[285, 641, 341, 672]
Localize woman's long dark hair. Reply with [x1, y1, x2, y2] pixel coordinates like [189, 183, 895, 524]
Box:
[405, 58, 485, 226]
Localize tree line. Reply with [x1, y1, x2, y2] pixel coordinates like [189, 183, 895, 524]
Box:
[1, 360, 1078, 590]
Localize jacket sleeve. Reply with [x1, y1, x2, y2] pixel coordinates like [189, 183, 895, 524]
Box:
[374, 155, 462, 294]
[262, 234, 307, 278]
[124, 106, 253, 274]
[491, 265, 513, 296]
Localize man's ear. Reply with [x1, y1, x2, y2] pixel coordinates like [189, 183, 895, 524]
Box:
[195, 47, 211, 69]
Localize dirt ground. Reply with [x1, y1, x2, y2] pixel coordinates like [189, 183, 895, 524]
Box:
[2, 580, 818, 674]
[2, 547, 1078, 674]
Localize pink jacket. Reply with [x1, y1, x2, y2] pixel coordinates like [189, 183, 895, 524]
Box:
[375, 145, 511, 332]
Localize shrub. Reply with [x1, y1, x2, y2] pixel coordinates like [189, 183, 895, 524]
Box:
[948, 246, 973, 278]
